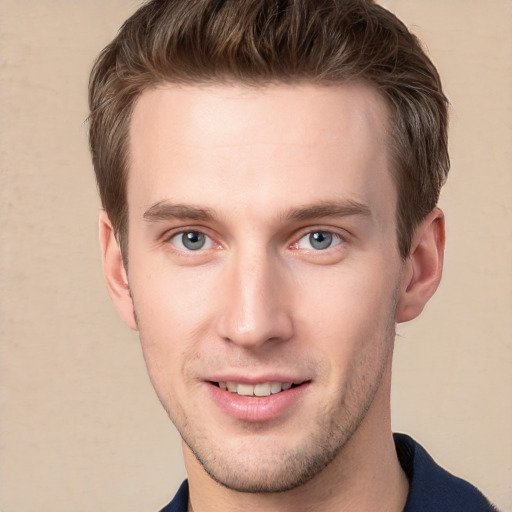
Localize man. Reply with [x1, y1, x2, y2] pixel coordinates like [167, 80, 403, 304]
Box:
[88, 1, 499, 511]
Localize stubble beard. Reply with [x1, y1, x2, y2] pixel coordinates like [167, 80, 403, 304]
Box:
[134, 283, 400, 494]
[180, 398, 377, 493]
[175, 341, 393, 494]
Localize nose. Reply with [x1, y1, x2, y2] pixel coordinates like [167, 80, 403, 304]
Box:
[216, 248, 294, 349]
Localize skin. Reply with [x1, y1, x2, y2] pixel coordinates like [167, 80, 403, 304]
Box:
[100, 82, 445, 512]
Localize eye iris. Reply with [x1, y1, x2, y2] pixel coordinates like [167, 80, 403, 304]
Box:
[182, 232, 205, 250]
[309, 231, 332, 250]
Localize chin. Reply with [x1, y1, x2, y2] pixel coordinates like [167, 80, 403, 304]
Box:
[181, 412, 361, 494]
[192, 445, 338, 493]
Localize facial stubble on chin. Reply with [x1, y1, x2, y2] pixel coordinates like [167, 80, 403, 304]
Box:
[130, 280, 400, 494]
[182, 400, 376, 494]
[178, 332, 395, 494]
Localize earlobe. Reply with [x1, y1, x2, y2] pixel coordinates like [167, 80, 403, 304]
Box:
[98, 211, 138, 331]
[396, 207, 445, 323]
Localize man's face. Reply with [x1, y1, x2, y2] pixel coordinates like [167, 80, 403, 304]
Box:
[124, 83, 406, 492]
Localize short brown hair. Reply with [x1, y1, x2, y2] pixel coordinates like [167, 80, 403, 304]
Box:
[88, 0, 449, 259]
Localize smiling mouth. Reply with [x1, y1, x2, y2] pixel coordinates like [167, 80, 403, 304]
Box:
[212, 381, 303, 397]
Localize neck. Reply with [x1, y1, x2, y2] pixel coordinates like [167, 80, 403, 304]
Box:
[184, 367, 409, 512]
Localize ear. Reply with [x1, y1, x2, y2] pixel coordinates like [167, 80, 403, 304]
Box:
[98, 211, 138, 331]
[396, 207, 445, 323]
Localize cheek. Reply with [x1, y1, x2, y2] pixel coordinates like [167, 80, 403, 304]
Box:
[129, 263, 222, 384]
[295, 256, 399, 325]
[292, 259, 400, 364]
[131, 258, 220, 328]
[130, 272, 213, 423]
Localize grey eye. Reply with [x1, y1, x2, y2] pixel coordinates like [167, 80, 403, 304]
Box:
[296, 231, 342, 251]
[182, 231, 206, 250]
[170, 231, 211, 251]
[309, 231, 333, 250]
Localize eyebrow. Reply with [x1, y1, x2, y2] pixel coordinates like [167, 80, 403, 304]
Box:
[284, 200, 372, 222]
[143, 201, 215, 222]
[143, 199, 372, 224]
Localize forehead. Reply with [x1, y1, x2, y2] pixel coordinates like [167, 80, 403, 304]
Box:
[127, 82, 394, 224]
[130, 81, 390, 153]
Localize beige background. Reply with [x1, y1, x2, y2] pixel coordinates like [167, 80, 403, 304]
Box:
[0, 0, 510, 511]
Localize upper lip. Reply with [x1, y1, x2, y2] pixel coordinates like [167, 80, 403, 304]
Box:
[204, 374, 309, 385]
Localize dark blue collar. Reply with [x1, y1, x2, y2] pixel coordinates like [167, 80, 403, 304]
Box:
[160, 434, 498, 511]
[394, 433, 498, 512]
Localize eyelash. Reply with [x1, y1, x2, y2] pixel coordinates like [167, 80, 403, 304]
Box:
[165, 230, 218, 252]
[164, 228, 346, 254]
[292, 231, 344, 251]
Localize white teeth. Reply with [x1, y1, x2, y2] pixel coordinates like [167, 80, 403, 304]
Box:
[226, 382, 238, 392]
[237, 383, 254, 396]
[218, 381, 294, 396]
[270, 382, 282, 394]
[254, 383, 271, 397]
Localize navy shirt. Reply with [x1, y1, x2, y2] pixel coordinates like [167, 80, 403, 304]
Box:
[160, 433, 499, 511]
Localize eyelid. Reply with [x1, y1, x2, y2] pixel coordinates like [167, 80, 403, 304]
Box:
[171, 232, 213, 251]
[289, 226, 348, 250]
[159, 224, 348, 253]
[297, 232, 342, 250]
[162, 226, 221, 252]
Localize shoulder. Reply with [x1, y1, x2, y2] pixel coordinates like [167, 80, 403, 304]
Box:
[394, 433, 500, 512]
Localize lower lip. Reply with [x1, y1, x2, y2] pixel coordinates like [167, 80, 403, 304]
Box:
[206, 383, 309, 422]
